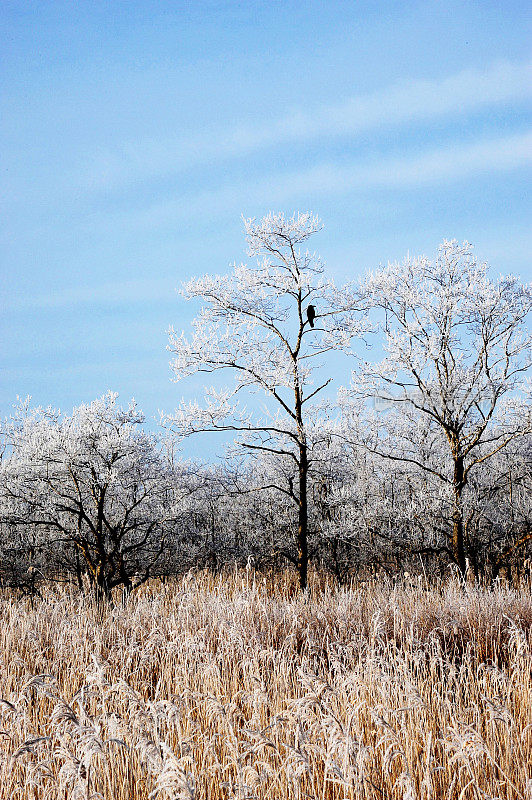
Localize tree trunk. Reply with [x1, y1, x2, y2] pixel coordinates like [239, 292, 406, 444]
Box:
[95, 562, 111, 604]
[117, 552, 133, 596]
[451, 455, 467, 576]
[75, 548, 83, 592]
[297, 445, 309, 590]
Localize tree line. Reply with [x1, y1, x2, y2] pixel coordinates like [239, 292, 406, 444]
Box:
[1, 213, 531, 597]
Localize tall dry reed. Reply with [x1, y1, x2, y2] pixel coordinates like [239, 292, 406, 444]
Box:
[0, 570, 530, 799]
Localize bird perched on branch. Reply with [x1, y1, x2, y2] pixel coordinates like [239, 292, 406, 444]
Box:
[307, 305, 316, 327]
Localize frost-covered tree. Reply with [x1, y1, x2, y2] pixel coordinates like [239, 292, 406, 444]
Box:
[467, 410, 532, 580]
[167, 212, 366, 588]
[346, 241, 532, 575]
[0, 393, 177, 600]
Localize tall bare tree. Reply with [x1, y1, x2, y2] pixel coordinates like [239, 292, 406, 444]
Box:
[347, 240, 531, 574]
[167, 212, 366, 588]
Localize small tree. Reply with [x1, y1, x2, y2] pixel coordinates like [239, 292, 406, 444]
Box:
[347, 240, 531, 575]
[167, 212, 366, 588]
[0, 393, 176, 600]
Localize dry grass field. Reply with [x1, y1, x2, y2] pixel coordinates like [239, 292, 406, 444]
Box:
[0, 570, 531, 799]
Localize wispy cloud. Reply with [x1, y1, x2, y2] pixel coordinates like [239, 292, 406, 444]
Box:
[6, 131, 529, 310]
[84, 59, 532, 191]
[118, 130, 532, 229]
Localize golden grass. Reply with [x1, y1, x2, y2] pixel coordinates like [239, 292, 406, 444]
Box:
[0, 570, 531, 799]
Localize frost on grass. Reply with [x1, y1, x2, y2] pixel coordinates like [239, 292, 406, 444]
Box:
[0, 571, 531, 799]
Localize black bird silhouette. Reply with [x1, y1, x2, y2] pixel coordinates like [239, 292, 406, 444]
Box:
[307, 304, 316, 328]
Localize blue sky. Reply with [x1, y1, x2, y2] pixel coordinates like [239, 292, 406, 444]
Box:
[1, 0, 531, 437]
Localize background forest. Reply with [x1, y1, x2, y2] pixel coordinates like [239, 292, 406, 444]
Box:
[2, 213, 530, 599]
